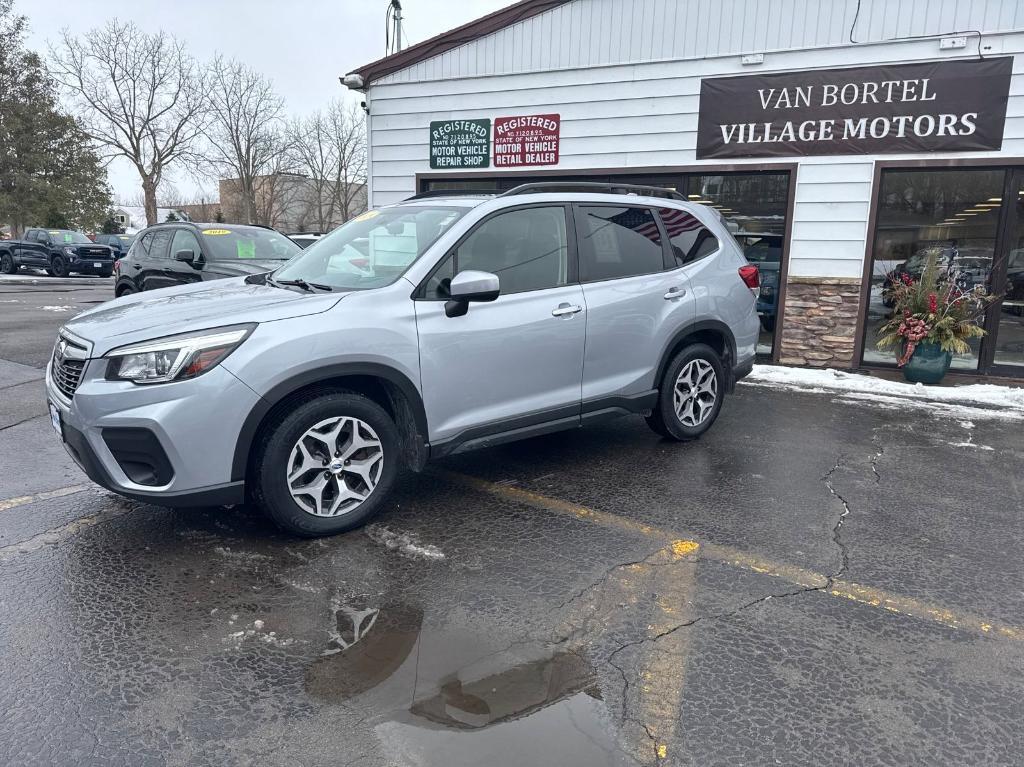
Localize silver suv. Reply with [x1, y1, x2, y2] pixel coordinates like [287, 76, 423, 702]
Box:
[46, 185, 760, 537]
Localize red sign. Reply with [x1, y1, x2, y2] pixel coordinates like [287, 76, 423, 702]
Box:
[493, 113, 560, 167]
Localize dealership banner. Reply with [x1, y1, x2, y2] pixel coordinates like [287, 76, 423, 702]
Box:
[429, 119, 491, 169]
[696, 57, 1012, 159]
[494, 114, 560, 167]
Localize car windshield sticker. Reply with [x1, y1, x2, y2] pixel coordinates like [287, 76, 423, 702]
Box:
[236, 239, 256, 259]
[353, 210, 380, 222]
[63, 234, 74, 243]
[48, 231, 61, 236]
[202, 228, 230, 235]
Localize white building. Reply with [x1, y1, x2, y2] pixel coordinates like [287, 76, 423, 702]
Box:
[345, 0, 1024, 378]
[111, 206, 189, 234]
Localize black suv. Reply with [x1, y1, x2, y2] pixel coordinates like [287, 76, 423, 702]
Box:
[113, 222, 302, 296]
[94, 233, 136, 258]
[0, 228, 115, 277]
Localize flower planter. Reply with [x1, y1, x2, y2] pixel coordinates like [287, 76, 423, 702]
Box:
[902, 341, 952, 384]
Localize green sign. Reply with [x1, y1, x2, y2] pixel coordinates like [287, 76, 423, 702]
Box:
[429, 119, 490, 169]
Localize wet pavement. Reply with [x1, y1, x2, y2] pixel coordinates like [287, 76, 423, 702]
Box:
[1, 283, 1023, 765]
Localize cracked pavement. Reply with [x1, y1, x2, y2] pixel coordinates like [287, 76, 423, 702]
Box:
[2, 280, 1023, 765]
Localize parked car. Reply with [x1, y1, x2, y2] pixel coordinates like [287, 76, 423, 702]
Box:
[46, 185, 759, 537]
[113, 222, 301, 296]
[0, 228, 115, 277]
[1005, 248, 1024, 316]
[286, 232, 326, 249]
[94, 233, 137, 259]
[733, 232, 783, 331]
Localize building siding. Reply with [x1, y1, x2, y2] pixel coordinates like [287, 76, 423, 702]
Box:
[367, 27, 1024, 278]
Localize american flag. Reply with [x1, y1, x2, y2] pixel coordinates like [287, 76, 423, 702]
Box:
[658, 207, 705, 241]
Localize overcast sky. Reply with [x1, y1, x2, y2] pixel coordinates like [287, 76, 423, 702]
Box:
[22, 0, 519, 202]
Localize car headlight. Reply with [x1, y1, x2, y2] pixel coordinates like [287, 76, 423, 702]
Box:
[63, 246, 78, 257]
[105, 324, 255, 384]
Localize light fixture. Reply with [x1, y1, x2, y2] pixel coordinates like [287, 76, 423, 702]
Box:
[963, 208, 988, 213]
[987, 197, 1002, 202]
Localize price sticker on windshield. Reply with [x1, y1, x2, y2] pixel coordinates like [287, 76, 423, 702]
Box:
[202, 229, 231, 236]
[353, 210, 380, 222]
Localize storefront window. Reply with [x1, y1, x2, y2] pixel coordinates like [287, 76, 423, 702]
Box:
[688, 173, 790, 356]
[861, 168, 1005, 371]
[994, 186, 1024, 368]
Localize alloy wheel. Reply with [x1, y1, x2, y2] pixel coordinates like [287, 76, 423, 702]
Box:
[673, 359, 718, 427]
[286, 416, 384, 517]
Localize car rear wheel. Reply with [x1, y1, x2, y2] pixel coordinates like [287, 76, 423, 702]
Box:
[646, 343, 725, 441]
[253, 391, 400, 537]
[116, 283, 136, 297]
[50, 256, 69, 278]
[0, 253, 15, 274]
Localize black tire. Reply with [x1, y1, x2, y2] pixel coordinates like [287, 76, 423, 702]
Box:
[50, 255, 69, 278]
[253, 391, 400, 537]
[116, 283, 136, 297]
[0, 253, 15, 274]
[645, 343, 725, 441]
[760, 315, 776, 333]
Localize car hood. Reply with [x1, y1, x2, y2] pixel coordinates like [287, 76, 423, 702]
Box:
[203, 259, 291, 277]
[64, 277, 345, 357]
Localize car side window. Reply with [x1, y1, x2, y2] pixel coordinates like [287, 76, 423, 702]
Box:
[577, 205, 664, 282]
[425, 206, 569, 298]
[132, 232, 153, 258]
[657, 207, 720, 267]
[149, 230, 173, 259]
[170, 229, 202, 259]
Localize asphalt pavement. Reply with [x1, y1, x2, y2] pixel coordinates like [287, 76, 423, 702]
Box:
[1, 275, 1022, 766]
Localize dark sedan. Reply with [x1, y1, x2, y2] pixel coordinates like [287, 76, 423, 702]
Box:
[113, 222, 301, 296]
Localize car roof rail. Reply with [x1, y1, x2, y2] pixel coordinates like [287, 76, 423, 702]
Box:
[499, 182, 687, 201]
[404, 189, 498, 200]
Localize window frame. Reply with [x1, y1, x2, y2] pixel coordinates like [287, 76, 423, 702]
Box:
[573, 203, 672, 284]
[414, 202, 578, 300]
[147, 229, 173, 260]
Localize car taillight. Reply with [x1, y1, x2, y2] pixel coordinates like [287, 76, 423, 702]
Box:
[113, 258, 121, 276]
[738, 264, 760, 297]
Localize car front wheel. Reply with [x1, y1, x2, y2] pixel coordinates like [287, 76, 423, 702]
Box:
[253, 391, 400, 537]
[50, 256, 69, 278]
[646, 343, 725, 441]
[0, 253, 15, 274]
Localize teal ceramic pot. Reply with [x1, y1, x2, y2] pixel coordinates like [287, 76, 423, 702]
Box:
[902, 341, 952, 384]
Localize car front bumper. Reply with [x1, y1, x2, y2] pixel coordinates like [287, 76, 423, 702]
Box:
[46, 355, 259, 507]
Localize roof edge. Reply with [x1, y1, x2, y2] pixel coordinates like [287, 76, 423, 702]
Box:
[346, 0, 573, 88]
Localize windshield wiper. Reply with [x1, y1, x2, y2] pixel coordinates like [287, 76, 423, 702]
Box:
[275, 278, 334, 292]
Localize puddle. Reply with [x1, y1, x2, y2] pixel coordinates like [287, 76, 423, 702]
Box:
[304, 602, 639, 766]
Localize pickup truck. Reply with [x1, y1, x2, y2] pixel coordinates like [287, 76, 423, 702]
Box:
[0, 228, 115, 277]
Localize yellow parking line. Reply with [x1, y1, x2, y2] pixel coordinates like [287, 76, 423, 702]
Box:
[439, 470, 1021, 641]
[0, 484, 92, 513]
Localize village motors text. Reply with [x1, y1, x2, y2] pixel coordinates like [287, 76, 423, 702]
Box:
[719, 77, 979, 145]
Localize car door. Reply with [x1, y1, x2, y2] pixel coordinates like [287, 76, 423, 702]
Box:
[574, 204, 696, 405]
[414, 204, 586, 446]
[166, 228, 205, 286]
[136, 230, 174, 291]
[21, 230, 47, 266]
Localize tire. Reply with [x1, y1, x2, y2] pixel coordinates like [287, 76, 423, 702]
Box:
[50, 255, 69, 278]
[0, 253, 15, 274]
[646, 343, 725, 441]
[760, 315, 776, 333]
[116, 283, 136, 297]
[253, 391, 400, 537]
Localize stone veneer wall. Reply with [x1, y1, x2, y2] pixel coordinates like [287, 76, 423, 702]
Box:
[778, 277, 862, 368]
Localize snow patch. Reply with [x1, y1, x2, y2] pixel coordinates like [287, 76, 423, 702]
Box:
[830, 392, 1022, 422]
[745, 365, 1024, 417]
[365, 525, 445, 561]
[212, 546, 271, 561]
[40, 305, 72, 312]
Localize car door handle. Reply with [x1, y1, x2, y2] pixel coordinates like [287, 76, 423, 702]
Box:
[664, 286, 687, 300]
[551, 303, 583, 317]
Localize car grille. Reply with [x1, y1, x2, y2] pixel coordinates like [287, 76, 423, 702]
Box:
[51, 336, 89, 400]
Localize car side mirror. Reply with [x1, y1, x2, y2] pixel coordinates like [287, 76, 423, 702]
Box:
[175, 249, 200, 267]
[445, 270, 500, 318]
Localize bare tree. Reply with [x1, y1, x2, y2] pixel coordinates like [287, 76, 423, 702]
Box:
[289, 99, 367, 231]
[49, 21, 207, 225]
[202, 56, 284, 224]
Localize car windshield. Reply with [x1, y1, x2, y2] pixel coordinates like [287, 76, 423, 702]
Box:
[49, 230, 90, 244]
[272, 205, 467, 291]
[198, 226, 300, 261]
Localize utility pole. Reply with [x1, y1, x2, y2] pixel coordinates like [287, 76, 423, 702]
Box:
[392, 1, 403, 52]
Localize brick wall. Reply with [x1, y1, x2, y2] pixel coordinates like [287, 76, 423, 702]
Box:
[778, 278, 862, 368]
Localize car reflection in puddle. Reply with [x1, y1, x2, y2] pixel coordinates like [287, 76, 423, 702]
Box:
[305, 602, 640, 766]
